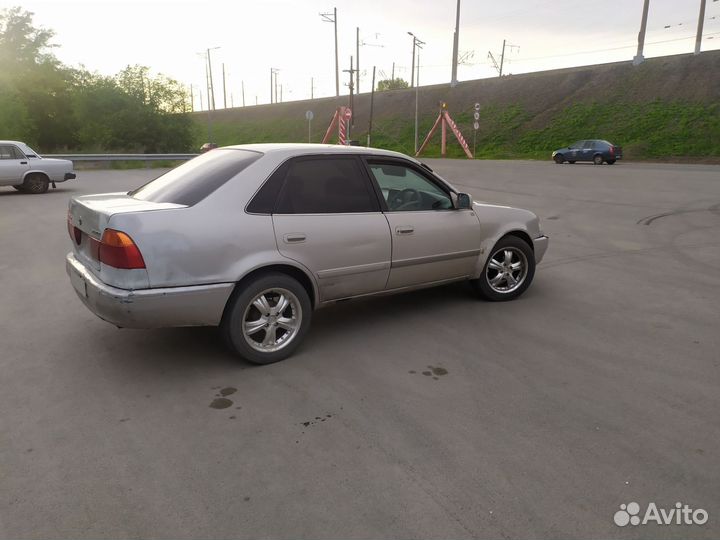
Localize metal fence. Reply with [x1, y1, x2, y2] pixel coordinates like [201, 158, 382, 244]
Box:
[45, 154, 198, 162]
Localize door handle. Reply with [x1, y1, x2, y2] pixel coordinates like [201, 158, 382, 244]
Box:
[283, 233, 306, 243]
[395, 226, 414, 235]
[20, 161, 27, 164]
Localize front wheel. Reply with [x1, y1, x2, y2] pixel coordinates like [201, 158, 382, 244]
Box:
[221, 272, 312, 364]
[23, 173, 49, 194]
[593, 155, 604, 165]
[471, 236, 536, 301]
[553, 154, 564, 164]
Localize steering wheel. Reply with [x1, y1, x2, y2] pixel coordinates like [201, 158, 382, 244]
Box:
[392, 188, 422, 211]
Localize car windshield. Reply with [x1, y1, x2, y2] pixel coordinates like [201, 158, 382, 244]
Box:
[130, 148, 263, 206]
[18, 143, 39, 158]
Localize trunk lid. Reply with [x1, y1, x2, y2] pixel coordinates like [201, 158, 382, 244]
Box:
[68, 193, 186, 283]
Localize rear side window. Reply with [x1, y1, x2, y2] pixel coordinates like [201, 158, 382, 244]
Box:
[274, 157, 378, 214]
[130, 149, 262, 206]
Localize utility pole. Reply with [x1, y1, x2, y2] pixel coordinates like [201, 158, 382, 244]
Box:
[695, 0, 707, 55]
[391, 62, 395, 80]
[320, 7, 339, 97]
[222, 63, 227, 109]
[409, 32, 416, 88]
[414, 45, 422, 153]
[633, 0, 650, 65]
[343, 56, 357, 139]
[407, 33, 424, 152]
[280, 84, 283, 103]
[206, 47, 219, 110]
[270, 68, 279, 103]
[367, 65, 376, 147]
[311, 77, 314, 99]
[242, 80, 245, 107]
[356, 27, 360, 94]
[190, 85, 194, 112]
[499, 39, 506, 77]
[450, 0, 460, 86]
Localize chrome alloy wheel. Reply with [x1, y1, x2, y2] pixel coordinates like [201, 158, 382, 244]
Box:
[242, 288, 302, 353]
[485, 247, 529, 294]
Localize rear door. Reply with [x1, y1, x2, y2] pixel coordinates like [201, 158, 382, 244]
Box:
[364, 158, 482, 290]
[0, 144, 29, 185]
[581, 140, 596, 160]
[270, 155, 392, 301]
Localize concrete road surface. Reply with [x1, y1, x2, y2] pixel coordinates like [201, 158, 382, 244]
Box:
[1, 159, 718, 539]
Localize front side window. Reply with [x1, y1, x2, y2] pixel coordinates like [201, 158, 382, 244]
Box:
[570, 141, 584, 149]
[367, 162, 452, 212]
[583, 140, 595, 149]
[275, 157, 377, 214]
[0, 145, 24, 160]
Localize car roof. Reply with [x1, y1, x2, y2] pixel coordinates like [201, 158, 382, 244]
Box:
[222, 143, 419, 162]
[0, 140, 26, 145]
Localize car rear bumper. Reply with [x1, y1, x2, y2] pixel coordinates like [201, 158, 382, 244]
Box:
[533, 235, 549, 264]
[66, 252, 234, 328]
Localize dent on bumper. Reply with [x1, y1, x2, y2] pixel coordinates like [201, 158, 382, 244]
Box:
[66, 253, 234, 328]
[533, 236, 549, 264]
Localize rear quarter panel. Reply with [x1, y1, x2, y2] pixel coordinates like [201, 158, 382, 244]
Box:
[107, 153, 320, 301]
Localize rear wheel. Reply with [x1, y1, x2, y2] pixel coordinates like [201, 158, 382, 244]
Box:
[568, 161, 576, 164]
[23, 173, 49, 194]
[593, 154, 604, 165]
[553, 154, 564, 164]
[471, 236, 536, 301]
[221, 272, 312, 364]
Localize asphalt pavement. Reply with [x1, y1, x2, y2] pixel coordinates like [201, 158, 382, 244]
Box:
[1, 159, 718, 539]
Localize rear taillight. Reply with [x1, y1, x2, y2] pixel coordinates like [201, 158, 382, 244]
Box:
[98, 229, 146, 269]
[67, 213, 81, 245]
[610, 146, 615, 157]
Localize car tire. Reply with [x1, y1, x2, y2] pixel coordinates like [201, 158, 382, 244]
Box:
[568, 161, 576, 164]
[593, 155, 604, 165]
[553, 154, 564, 164]
[221, 272, 312, 364]
[607, 160, 616, 165]
[471, 236, 536, 302]
[23, 173, 49, 194]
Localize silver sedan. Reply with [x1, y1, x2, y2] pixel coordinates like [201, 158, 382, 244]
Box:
[66, 144, 548, 364]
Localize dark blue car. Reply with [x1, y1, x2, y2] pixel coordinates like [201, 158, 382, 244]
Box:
[552, 140, 622, 165]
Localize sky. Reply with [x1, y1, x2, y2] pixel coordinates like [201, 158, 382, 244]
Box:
[6, 0, 720, 110]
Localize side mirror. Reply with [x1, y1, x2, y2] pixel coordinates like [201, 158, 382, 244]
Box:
[456, 192, 472, 209]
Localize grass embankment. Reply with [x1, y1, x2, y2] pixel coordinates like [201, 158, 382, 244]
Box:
[196, 100, 720, 161]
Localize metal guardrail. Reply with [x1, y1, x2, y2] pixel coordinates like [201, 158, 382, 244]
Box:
[45, 153, 198, 161]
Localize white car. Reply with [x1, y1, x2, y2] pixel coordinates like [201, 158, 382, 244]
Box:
[0, 140, 76, 193]
[67, 143, 548, 364]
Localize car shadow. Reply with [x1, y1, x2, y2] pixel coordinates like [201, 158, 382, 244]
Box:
[96, 281, 479, 373]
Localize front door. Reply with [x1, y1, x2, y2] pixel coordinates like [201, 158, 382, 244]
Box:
[0, 144, 29, 185]
[271, 155, 392, 301]
[364, 159, 482, 290]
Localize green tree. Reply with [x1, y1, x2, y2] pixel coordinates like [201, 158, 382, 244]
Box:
[377, 78, 409, 91]
[1, 6, 193, 152]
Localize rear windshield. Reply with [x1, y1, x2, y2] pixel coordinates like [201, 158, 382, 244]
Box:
[130, 149, 262, 206]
